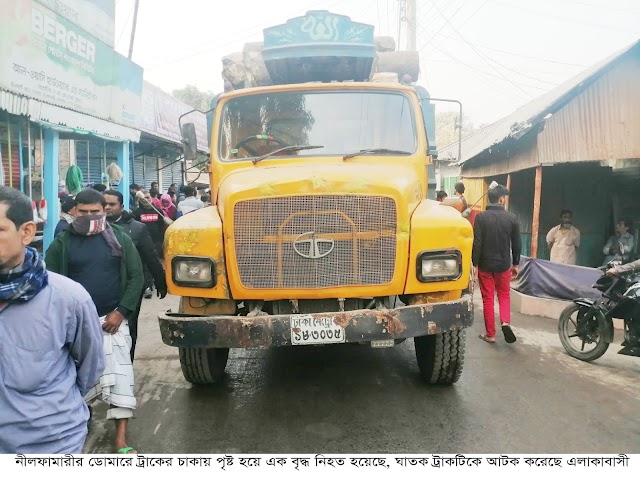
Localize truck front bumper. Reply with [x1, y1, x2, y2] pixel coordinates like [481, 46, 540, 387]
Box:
[158, 295, 473, 349]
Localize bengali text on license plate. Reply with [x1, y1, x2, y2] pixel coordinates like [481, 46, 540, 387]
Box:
[290, 314, 346, 345]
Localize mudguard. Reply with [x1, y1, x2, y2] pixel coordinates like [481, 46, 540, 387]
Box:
[572, 299, 614, 343]
[573, 298, 596, 308]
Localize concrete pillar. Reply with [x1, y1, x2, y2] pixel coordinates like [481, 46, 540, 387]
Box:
[43, 129, 59, 252]
[117, 141, 130, 210]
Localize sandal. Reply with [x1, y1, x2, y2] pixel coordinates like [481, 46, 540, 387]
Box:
[116, 447, 137, 454]
[479, 334, 495, 343]
[502, 324, 516, 344]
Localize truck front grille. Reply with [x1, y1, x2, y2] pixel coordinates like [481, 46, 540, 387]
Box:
[233, 195, 397, 289]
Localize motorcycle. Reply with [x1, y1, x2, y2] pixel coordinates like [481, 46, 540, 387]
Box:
[558, 261, 640, 362]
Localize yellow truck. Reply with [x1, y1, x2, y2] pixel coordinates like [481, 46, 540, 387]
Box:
[159, 81, 474, 385]
[158, 11, 473, 386]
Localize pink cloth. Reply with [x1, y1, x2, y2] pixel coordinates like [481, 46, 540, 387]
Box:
[160, 194, 177, 220]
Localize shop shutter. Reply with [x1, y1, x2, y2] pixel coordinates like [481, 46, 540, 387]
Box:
[143, 155, 158, 190]
[74, 141, 89, 186]
[75, 140, 104, 187]
[160, 157, 171, 193]
[0, 134, 21, 189]
[160, 157, 183, 194]
[0, 117, 23, 189]
[171, 157, 183, 189]
[132, 154, 144, 187]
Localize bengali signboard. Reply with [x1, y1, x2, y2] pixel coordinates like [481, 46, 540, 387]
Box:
[110, 50, 143, 127]
[34, 0, 115, 48]
[139, 81, 209, 152]
[0, 0, 142, 127]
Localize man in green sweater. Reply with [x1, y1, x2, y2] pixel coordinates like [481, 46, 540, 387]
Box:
[46, 188, 144, 454]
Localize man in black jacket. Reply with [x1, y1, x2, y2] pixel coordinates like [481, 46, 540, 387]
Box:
[132, 189, 165, 257]
[472, 184, 521, 344]
[104, 190, 167, 360]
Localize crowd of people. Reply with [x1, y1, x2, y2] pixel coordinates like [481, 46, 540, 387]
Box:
[0, 181, 209, 454]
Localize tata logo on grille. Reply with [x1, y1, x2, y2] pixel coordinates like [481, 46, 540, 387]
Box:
[292, 232, 335, 259]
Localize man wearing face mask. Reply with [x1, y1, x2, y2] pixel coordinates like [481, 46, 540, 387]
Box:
[546, 209, 581, 265]
[45, 188, 143, 455]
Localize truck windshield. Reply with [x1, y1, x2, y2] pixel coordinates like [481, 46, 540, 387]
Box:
[219, 91, 416, 161]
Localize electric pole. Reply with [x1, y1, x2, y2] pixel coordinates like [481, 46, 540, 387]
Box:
[405, 0, 417, 51]
[397, 0, 404, 51]
[128, 0, 140, 60]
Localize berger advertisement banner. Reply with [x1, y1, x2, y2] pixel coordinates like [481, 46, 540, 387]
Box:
[0, 0, 142, 127]
[34, 0, 115, 47]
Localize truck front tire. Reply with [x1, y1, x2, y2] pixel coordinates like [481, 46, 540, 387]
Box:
[179, 347, 229, 385]
[414, 329, 466, 385]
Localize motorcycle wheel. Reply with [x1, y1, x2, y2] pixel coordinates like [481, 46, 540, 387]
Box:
[558, 304, 610, 362]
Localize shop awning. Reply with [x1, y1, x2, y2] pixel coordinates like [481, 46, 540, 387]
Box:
[0, 90, 140, 143]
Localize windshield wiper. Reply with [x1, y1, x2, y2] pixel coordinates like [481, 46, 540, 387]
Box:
[342, 148, 412, 161]
[252, 145, 324, 165]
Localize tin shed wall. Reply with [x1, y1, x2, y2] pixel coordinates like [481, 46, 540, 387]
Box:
[537, 53, 640, 164]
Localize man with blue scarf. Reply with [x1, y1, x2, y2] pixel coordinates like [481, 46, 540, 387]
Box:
[0, 186, 104, 454]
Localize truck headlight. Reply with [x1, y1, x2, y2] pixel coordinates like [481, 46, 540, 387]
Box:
[171, 256, 216, 288]
[417, 250, 462, 282]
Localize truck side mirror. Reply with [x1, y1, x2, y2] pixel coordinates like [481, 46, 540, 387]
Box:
[181, 123, 198, 161]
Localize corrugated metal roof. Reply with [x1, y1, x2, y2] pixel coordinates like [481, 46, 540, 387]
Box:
[536, 54, 640, 164]
[0, 89, 140, 143]
[438, 40, 640, 166]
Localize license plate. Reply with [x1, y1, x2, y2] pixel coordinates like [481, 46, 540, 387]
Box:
[290, 314, 346, 345]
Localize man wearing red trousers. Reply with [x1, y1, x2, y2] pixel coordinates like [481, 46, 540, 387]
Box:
[472, 184, 521, 344]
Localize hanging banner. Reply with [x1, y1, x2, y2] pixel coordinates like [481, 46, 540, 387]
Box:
[34, 0, 115, 48]
[139, 81, 210, 152]
[110, 51, 143, 127]
[0, 0, 142, 127]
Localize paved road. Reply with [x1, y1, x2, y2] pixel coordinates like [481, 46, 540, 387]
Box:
[84, 294, 640, 454]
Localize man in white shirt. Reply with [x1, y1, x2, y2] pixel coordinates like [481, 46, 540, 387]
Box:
[546, 209, 581, 265]
[177, 185, 204, 217]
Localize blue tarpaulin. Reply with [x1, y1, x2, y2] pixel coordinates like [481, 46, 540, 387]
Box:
[512, 256, 601, 301]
